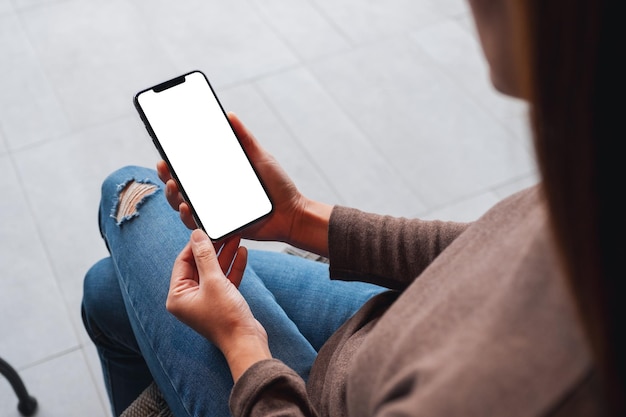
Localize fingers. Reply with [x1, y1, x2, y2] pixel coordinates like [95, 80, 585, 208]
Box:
[157, 160, 184, 208]
[228, 246, 248, 288]
[169, 242, 195, 288]
[178, 202, 197, 230]
[170, 185, 196, 229]
[157, 160, 197, 229]
[165, 179, 182, 205]
[189, 229, 247, 287]
[166, 242, 198, 316]
[227, 112, 264, 161]
[217, 237, 240, 273]
[215, 237, 248, 288]
[189, 229, 221, 277]
[156, 160, 171, 183]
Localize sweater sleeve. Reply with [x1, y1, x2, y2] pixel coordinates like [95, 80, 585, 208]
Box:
[229, 359, 318, 417]
[328, 206, 470, 290]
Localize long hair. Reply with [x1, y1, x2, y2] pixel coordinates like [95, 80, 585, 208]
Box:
[520, 0, 624, 414]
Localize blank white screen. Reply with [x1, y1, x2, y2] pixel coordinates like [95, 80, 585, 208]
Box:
[137, 71, 272, 240]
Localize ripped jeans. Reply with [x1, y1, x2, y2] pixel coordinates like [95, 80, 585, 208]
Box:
[81, 166, 385, 417]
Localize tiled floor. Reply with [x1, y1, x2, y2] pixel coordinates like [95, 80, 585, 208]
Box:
[0, 0, 537, 415]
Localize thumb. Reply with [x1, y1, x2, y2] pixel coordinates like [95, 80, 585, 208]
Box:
[189, 229, 221, 279]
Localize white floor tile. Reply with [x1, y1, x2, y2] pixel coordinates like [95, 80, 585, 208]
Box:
[0, 128, 7, 155]
[11, 116, 159, 335]
[0, 349, 108, 417]
[310, 37, 535, 209]
[410, 19, 528, 123]
[19, 0, 178, 130]
[0, 0, 12, 15]
[425, 0, 469, 18]
[257, 68, 429, 217]
[0, 13, 72, 150]
[312, 0, 443, 44]
[11, 0, 65, 10]
[249, 0, 351, 61]
[0, 155, 79, 369]
[130, 0, 299, 88]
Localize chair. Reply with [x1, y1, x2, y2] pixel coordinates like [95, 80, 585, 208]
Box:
[0, 357, 38, 416]
[121, 382, 172, 417]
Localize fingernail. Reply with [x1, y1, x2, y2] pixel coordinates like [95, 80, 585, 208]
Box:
[191, 229, 209, 243]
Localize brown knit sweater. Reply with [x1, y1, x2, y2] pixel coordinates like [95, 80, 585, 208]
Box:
[230, 186, 602, 416]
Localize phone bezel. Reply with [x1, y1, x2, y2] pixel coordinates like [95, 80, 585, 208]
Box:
[133, 70, 273, 241]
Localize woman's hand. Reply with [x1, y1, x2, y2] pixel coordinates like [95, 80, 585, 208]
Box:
[166, 229, 271, 382]
[157, 112, 332, 256]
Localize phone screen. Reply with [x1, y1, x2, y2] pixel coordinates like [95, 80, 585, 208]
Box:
[134, 71, 272, 241]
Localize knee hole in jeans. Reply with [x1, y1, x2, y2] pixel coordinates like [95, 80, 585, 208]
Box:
[114, 180, 159, 225]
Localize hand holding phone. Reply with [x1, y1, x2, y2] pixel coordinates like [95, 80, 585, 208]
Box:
[157, 112, 303, 241]
[134, 71, 273, 241]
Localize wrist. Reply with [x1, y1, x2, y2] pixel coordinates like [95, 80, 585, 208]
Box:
[290, 198, 333, 257]
[222, 333, 272, 383]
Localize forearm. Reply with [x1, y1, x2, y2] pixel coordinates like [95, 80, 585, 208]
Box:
[289, 198, 333, 258]
[328, 207, 471, 289]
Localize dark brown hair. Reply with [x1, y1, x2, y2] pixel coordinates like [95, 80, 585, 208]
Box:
[522, 0, 624, 414]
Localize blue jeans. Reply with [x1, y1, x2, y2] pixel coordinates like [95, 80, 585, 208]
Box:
[81, 166, 384, 417]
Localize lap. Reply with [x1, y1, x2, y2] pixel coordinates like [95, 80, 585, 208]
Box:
[92, 166, 383, 416]
[247, 251, 385, 351]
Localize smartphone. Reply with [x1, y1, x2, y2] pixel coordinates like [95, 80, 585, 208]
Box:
[134, 70, 273, 241]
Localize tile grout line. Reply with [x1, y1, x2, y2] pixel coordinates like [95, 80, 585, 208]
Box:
[250, 80, 346, 206]
[406, 17, 534, 156]
[14, 345, 81, 372]
[5, 148, 90, 371]
[12, 1, 75, 145]
[303, 38, 432, 207]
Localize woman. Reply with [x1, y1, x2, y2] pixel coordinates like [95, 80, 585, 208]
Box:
[82, 0, 623, 415]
